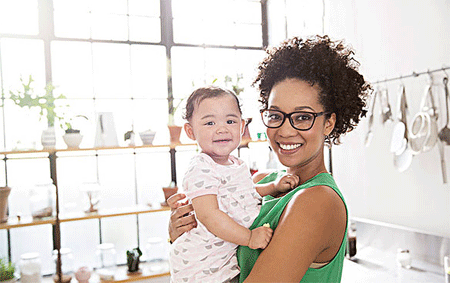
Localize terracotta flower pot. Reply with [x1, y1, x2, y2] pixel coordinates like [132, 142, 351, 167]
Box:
[0, 187, 11, 223]
[161, 186, 178, 206]
[168, 125, 182, 144]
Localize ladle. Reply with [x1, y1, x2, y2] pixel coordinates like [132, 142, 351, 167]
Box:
[438, 77, 450, 145]
[437, 76, 449, 183]
[365, 89, 378, 147]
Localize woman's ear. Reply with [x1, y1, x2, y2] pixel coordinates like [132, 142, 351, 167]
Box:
[184, 123, 196, 141]
[324, 113, 336, 136]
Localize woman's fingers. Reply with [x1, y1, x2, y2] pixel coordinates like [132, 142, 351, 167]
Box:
[167, 193, 187, 210]
[170, 203, 194, 221]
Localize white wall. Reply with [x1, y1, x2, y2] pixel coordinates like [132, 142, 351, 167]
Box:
[327, 0, 450, 237]
[268, 0, 450, 237]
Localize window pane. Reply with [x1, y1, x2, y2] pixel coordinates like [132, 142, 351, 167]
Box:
[136, 150, 171, 205]
[173, 0, 262, 46]
[171, 47, 206, 98]
[51, 41, 94, 99]
[129, 16, 161, 42]
[53, 0, 91, 39]
[92, 43, 131, 99]
[93, 99, 133, 147]
[10, 226, 54, 274]
[129, 0, 160, 17]
[0, 0, 39, 35]
[53, 0, 161, 42]
[132, 99, 169, 143]
[60, 220, 100, 271]
[130, 45, 167, 99]
[1, 38, 45, 91]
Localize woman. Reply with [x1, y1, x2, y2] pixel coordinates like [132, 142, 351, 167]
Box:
[168, 35, 370, 282]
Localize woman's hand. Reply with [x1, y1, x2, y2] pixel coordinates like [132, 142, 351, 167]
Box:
[167, 193, 197, 242]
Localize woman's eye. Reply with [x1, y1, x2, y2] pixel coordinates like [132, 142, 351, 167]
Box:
[268, 114, 282, 121]
[295, 114, 312, 122]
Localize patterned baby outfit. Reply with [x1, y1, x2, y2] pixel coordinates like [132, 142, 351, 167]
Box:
[169, 153, 262, 283]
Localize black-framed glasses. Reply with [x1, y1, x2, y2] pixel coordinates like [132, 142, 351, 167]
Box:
[260, 109, 329, 131]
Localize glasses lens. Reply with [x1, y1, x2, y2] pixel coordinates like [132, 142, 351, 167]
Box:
[262, 110, 284, 127]
[291, 112, 315, 130]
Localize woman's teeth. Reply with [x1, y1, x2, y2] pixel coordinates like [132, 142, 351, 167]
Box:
[279, 143, 302, 150]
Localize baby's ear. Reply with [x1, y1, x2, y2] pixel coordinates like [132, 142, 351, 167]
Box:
[184, 123, 196, 141]
[240, 119, 246, 135]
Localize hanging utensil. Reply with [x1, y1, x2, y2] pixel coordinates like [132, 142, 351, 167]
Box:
[392, 84, 413, 172]
[409, 83, 438, 154]
[365, 88, 378, 147]
[437, 76, 449, 183]
[390, 85, 408, 154]
[378, 87, 393, 124]
[438, 77, 450, 145]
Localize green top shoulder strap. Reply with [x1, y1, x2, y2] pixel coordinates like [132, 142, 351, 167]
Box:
[237, 172, 348, 283]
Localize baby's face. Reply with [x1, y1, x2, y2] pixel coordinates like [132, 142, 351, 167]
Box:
[187, 94, 244, 164]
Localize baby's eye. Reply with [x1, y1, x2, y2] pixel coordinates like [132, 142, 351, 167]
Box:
[205, 121, 215, 126]
[227, 120, 237, 124]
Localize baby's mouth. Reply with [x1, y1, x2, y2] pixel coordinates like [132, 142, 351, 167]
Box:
[278, 143, 302, 150]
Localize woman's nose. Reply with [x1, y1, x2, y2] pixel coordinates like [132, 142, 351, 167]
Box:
[278, 118, 298, 137]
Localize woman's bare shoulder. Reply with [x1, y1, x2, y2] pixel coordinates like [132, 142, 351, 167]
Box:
[252, 170, 274, 184]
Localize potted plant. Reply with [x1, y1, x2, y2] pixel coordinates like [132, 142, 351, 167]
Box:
[62, 115, 88, 149]
[0, 257, 16, 282]
[8, 75, 67, 149]
[0, 187, 11, 224]
[161, 181, 178, 206]
[126, 247, 142, 274]
[167, 97, 185, 144]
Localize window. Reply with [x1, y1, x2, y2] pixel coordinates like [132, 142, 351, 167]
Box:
[0, 0, 266, 275]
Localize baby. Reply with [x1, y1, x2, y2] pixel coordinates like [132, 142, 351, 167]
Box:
[169, 86, 299, 283]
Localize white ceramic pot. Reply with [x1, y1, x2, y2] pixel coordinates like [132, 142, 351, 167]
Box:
[63, 133, 83, 148]
[41, 127, 56, 149]
[139, 131, 156, 145]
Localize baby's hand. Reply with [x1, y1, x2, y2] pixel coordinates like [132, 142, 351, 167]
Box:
[248, 225, 273, 249]
[274, 174, 300, 193]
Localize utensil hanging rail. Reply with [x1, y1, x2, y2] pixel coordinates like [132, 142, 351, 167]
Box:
[373, 66, 450, 84]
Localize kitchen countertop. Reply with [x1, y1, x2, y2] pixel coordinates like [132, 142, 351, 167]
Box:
[341, 246, 445, 282]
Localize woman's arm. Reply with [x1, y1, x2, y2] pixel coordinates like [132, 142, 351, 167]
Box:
[192, 194, 273, 249]
[244, 185, 347, 282]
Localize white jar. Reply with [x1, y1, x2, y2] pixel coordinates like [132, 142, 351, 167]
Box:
[19, 252, 42, 283]
[145, 237, 164, 263]
[396, 249, 412, 269]
[96, 243, 117, 269]
[52, 248, 74, 275]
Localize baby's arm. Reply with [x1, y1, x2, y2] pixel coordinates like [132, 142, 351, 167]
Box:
[254, 173, 300, 197]
[192, 194, 273, 249]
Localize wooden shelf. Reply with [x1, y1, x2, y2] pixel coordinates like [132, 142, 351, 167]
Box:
[41, 261, 170, 283]
[0, 215, 55, 229]
[0, 143, 198, 156]
[0, 139, 269, 156]
[60, 205, 170, 223]
[0, 205, 170, 230]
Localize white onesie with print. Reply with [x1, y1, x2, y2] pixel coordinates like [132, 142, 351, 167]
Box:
[169, 153, 262, 283]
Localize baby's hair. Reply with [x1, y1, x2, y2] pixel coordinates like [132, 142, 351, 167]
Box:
[182, 85, 242, 121]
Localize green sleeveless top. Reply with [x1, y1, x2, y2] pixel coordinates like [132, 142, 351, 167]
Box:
[237, 172, 348, 283]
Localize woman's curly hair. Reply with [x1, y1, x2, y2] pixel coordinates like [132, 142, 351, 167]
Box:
[254, 35, 371, 145]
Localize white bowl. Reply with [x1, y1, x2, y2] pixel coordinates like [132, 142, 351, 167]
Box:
[139, 131, 156, 145]
[63, 133, 83, 148]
